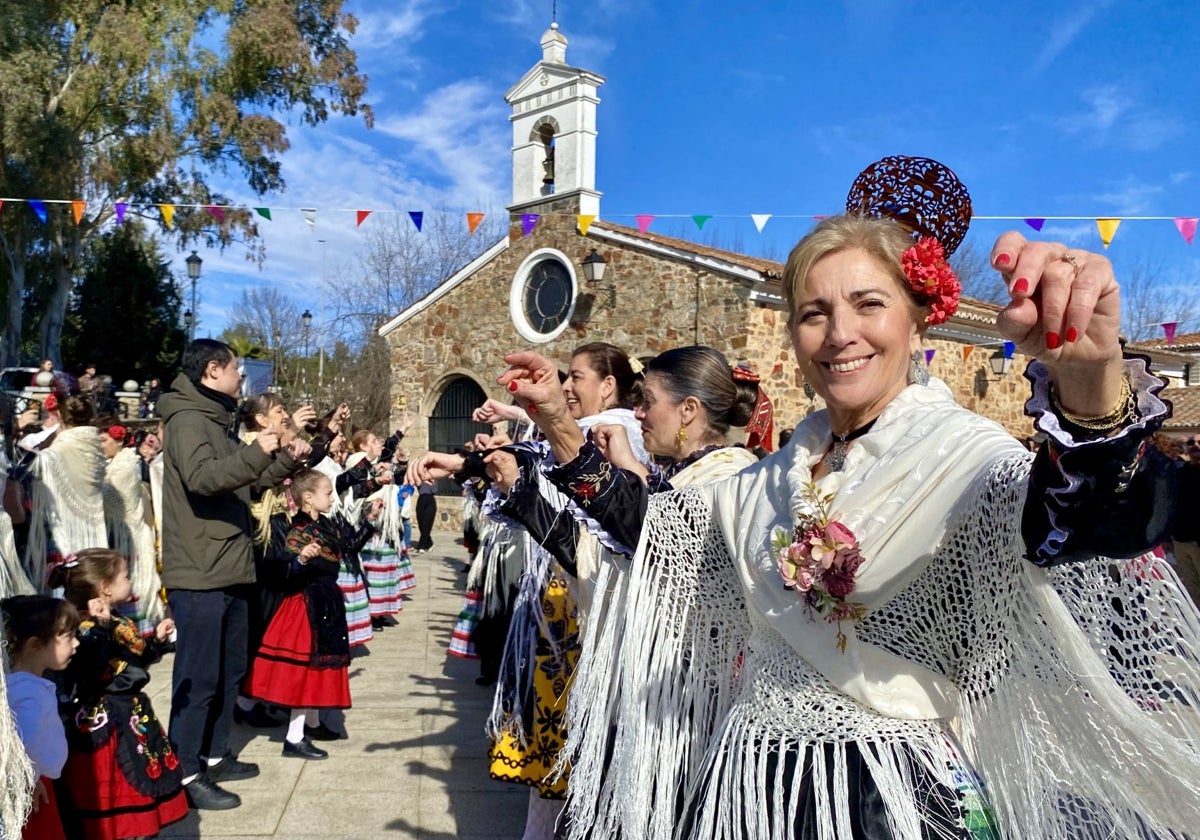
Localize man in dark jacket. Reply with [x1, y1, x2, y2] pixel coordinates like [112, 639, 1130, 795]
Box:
[159, 339, 299, 810]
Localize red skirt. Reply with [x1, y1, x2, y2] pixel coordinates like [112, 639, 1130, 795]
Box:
[22, 777, 66, 840]
[62, 743, 187, 840]
[246, 592, 351, 709]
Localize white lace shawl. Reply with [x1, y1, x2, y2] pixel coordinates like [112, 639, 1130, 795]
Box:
[0, 512, 34, 597]
[25, 426, 108, 590]
[0, 630, 33, 840]
[104, 448, 163, 626]
[563, 376, 1200, 840]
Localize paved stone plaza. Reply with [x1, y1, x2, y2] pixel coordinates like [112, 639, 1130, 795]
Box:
[147, 535, 528, 839]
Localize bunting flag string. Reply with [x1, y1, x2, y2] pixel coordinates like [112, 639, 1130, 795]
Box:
[0, 196, 1198, 246]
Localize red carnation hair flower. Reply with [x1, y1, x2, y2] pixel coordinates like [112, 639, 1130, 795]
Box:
[901, 237, 961, 325]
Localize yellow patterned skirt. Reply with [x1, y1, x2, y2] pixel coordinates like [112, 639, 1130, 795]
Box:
[489, 575, 579, 799]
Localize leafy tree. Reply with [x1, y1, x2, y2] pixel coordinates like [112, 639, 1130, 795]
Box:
[60, 224, 186, 384]
[0, 0, 371, 365]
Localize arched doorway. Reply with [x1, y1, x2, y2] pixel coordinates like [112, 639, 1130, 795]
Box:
[428, 377, 492, 494]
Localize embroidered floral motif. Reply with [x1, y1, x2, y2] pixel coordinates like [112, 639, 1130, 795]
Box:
[773, 481, 868, 653]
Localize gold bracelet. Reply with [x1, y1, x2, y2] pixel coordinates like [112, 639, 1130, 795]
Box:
[1050, 377, 1136, 431]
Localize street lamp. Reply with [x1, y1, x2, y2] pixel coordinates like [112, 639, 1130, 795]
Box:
[185, 251, 203, 341]
[301, 309, 313, 403]
[272, 327, 281, 390]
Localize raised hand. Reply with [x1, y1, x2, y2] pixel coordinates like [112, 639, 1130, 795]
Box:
[405, 451, 466, 487]
[991, 233, 1124, 416]
[591, 424, 649, 478]
[483, 450, 520, 494]
[498, 351, 584, 462]
[291, 404, 317, 431]
[472, 398, 528, 425]
[256, 428, 281, 455]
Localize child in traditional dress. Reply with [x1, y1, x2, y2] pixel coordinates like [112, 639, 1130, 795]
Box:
[49, 549, 185, 840]
[244, 469, 382, 759]
[1, 595, 79, 840]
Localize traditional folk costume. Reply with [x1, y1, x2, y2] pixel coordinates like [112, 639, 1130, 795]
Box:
[59, 615, 186, 840]
[314, 457, 373, 648]
[103, 448, 163, 637]
[483, 408, 648, 803]
[448, 480, 491, 661]
[6, 670, 67, 840]
[24, 427, 108, 592]
[553, 363, 1200, 840]
[0, 640, 34, 840]
[245, 510, 366, 711]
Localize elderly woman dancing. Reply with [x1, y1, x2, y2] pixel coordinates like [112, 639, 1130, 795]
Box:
[502, 156, 1200, 840]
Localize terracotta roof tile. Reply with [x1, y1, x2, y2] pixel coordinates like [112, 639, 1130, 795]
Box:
[1136, 330, 1200, 351]
[592, 220, 785, 276]
[1162, 386, 1200, 429]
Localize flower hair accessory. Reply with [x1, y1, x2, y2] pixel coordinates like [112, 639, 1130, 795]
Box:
[107, 425, 127, 441]
[772, 482, 867, 652]
[901, 237, 961, 325]
[731, 364, 775, 452]
[731, 364, 760, 384]
[629, 357, 645, 375]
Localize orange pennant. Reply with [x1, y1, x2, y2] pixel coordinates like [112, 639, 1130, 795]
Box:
[71, 201, 85, 225]
[962, 345, 974, 361]
[356, 210, 371, 227]
[1096, 218, 1121, 248]
[159, 204, 175, 229]
[577, 214, 596, 236]
[466, 212, 485, 234]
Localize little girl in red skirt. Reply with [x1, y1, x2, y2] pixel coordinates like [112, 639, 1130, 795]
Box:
[49, 549, 186, 840]
[245, 469, 382, 759]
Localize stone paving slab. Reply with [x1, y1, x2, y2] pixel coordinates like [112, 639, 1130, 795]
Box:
[153, 534, 526, 839]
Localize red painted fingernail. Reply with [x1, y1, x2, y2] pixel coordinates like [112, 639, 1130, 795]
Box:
[507, 381, 519, 392]
[1065, 326, 1079, 343]
[1046, 332, 1062, 350]
[1012, 278, 1029, 296]
[995, 253, 1011, 267]
[527, 405, 537, 415]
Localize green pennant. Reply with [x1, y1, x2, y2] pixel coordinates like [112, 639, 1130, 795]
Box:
[692, 214, 713, 230]
[255, 207, 272, 220]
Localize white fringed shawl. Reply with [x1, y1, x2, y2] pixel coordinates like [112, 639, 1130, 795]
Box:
[104, 448, 163, 627]
[0, 512, 34, 598]
[0, 633, 33, 840]
[563, 377, 1200, 840]
[24, 426, 108, 591]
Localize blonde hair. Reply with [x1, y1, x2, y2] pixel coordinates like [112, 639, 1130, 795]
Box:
[781, 215, 922, 321]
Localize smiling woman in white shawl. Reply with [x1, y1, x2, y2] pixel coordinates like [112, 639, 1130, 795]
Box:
[501, 156, 1200, 840]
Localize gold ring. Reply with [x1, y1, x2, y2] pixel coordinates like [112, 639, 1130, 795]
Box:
[1061, 252, 1078, 267]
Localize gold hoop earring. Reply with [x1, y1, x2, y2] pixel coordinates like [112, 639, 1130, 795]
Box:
[675, 425, 689, 446]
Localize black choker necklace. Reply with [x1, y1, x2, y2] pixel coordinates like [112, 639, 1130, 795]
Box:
[824, 418, 878, 472]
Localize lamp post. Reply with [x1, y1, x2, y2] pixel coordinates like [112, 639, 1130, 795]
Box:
[301, 309, 313, 403]
[272, 327, 281, 391]
[185, 251, 203, 341]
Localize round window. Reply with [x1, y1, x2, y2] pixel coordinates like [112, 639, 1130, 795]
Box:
[510, 249, 577, 343]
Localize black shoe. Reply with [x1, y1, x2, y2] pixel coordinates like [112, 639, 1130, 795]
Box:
[371, 616, 386, 630]
[185, 775, 241, 810]
[304, 722, 342, 741]
[233, 703, 282, 728]
[282, 737, 328, 760]
[206, 755, 260, 782]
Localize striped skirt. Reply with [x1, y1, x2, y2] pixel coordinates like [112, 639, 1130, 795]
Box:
[448, 590, 483, 659]
[337, 562, 373, 647]
[396, 545, 417, 593]
[361, 540, 402, 617]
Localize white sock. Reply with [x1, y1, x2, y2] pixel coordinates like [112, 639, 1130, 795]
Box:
[236, 696, 256, 712]
[286, 710, 307, 744]
[304, 708, 319, 728]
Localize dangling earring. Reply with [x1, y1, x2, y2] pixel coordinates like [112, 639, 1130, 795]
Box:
[803, 380, 816, 400]
[908, 351, 930, 386]
[675, 424, 689, 446]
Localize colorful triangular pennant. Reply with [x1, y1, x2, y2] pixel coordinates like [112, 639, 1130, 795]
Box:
[692, 214, 713, 230]
[635, 214, 654, 234]
[577, 214, 596, 236]
[159, 204, 175, 229]
[1175, 217, 1198, 246]
[71, 201, 85, 225]
[301, 208, 316, 229]
[1024, 218, 1045, 232]
[751, 214, 771, 233]
[521, 213, 539, 236]
[255, 207, 272, 221]
[466, 212, 485, 234]
[114, 203, 128, 225]
[205, 205, 225, 223]
[356, 210, 371, 227]
[408, 211, 423, 232]
[29, 200, 47, 223]
[924, 349, 935, 366]
[1003, 341, 1015, 359]
[1164, 322, 1179, 345]
[1096, 218, 1120, 248]
[962, 345, 974, 361]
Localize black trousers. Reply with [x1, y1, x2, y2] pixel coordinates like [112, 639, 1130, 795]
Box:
[167, 586, 251, 778]
[416, 494, 437, 550]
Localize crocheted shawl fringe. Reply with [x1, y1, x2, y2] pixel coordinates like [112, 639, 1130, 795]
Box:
[25, 426, 108, 591]
[104, 448, 163, 627]
[0, 513, 35, 597]
[0, 648, 34, 840]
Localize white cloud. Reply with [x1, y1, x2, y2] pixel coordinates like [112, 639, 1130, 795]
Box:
[352, 0, 438, 52]
[1039, 222, 1096, 245]
[1030, 0, 1114, 77]
[1057, 84, 1183, 151]
[1093, 177, 1165, 215]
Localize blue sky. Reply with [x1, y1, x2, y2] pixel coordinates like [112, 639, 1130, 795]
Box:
[187, 0, 1200, 339]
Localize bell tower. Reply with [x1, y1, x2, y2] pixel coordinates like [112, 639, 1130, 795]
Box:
[505, 23, 604, 215]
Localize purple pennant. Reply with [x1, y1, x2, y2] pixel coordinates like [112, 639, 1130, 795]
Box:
[924, 349, 935, 366]
[206, 205, 225, 223]
[408, 211, 423, 231]
[1003, 341, 1015, 359]
[521, 213, 539, 236]
[28, 200, 48, 223]
[115, 203, 128, 224]
[1024, 218, 1045, 232]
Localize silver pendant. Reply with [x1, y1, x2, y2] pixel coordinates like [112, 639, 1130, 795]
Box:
[824, 440, 848, 472]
